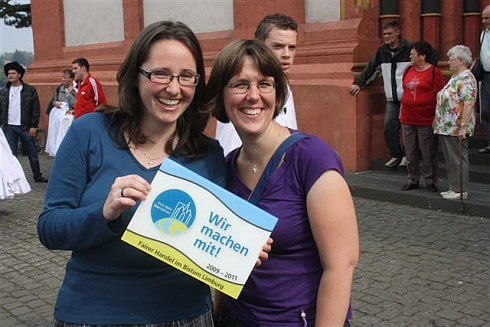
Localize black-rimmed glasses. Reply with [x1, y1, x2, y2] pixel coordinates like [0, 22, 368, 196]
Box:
[226, 81, 276, 94]
[139, 68, 200, 86]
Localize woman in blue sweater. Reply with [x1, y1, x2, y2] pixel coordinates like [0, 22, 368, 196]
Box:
[38, 21, 229, 326]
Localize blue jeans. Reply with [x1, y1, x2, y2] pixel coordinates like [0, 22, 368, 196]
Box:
[384, 101, 404, 158]
[480, 72, 490, 142]
[2, 125, 43, 181]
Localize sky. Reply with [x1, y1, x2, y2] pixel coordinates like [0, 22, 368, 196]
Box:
[0, 0, 33, 55]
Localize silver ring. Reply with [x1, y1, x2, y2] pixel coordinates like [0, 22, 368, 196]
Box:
[120, 188, 125, 197]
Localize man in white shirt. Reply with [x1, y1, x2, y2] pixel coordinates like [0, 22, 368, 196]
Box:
[215, 13, 298, 155]
[478, 5, 490, 154]
[0, 61, 47, 182]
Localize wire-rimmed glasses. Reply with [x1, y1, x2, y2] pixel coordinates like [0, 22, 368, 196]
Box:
[226, 81, 276, 94]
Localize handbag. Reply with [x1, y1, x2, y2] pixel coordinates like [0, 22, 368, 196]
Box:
[247, 132, 306, 205]
[471, 31, 486, 82]
[471, 58, 484, 81]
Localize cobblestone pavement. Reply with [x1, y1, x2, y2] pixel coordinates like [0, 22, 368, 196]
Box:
[1, 153, 488, 327]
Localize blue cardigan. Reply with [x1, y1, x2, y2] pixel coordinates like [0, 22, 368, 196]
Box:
[38, 113, 226, 324]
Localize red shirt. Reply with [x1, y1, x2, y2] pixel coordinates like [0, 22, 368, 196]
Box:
[74, 74, 106, 118]
[400, 65, 445, 126]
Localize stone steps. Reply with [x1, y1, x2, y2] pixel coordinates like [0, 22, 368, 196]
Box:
[346, 138, 489, 218]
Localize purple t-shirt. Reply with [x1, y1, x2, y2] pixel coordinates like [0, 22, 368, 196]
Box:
[224, 132, 351, 326]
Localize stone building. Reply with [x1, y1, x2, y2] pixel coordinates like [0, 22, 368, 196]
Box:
[27, 0, 487, 171]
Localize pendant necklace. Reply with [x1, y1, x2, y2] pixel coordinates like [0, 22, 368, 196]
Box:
[135, 145, 163, 168]
[244, 129, 282, 174]
[250, 158, 264, 174]
[10, 86, 21, 98]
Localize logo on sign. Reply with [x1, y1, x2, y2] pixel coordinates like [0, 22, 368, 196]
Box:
[151, 189, 196, 235]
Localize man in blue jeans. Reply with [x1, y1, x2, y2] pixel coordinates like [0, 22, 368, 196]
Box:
[349, 21, 411, 167]
[1, 61, 48, 183]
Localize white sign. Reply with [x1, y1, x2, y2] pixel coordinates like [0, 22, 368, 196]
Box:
[122, 158, 277, 298]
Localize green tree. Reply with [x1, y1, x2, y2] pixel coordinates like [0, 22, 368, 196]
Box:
[0, 0, 31, 28]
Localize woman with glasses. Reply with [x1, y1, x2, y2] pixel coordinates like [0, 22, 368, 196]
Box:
[400, 41, 445, 193]
[206, 39, 359, 327]
[37, 21, 267, 327]
[433, 45, 477, 200]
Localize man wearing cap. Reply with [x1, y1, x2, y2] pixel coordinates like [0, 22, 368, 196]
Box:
[0, 61, 48, 183]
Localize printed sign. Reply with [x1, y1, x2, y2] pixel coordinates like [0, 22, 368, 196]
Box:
[121, 158, 277, 298]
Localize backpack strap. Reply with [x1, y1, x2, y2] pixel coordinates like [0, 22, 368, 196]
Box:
[247, 132, 306, 205]
[403, 64, 436, 81]
[402, 65, 413, 82]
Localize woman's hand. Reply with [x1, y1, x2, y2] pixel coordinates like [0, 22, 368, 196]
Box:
[255, 237, 273, 267]
[459, 126, 468, 139]
[102, 174, 151, 222]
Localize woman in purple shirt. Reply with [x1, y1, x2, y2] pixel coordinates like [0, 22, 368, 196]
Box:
[206, 39, 359, 327]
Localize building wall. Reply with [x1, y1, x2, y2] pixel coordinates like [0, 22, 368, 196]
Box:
[27, 0, 489, 172]
[63, 1, 125, 46]
[144, 0, 234, 33]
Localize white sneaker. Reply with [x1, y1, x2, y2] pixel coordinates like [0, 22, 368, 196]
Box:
[399, 157, 408, 166]
[385, 157, 401, 167]
[440, 190, 453, 196]
[442, 192, 468, 200]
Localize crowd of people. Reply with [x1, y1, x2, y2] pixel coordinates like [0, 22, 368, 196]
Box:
[1, 5, 488, 327]
[349, 7, 487, 201]
[0, 56, 107, 198]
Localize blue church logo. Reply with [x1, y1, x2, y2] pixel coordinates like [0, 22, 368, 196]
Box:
[151, 189, 196, 235]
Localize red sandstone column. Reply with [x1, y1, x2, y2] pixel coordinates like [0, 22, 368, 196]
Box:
[30, 0, 64, 61]
[421, 0, 441, 55]
[122, 0, 144, 50]
[380, 0, 400, 27]
[464, 0, 483, 57]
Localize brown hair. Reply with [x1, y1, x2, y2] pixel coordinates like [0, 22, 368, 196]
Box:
[98, 21, 209, 159]
[205, 39, 288, 123]
[254, 13, 298, 41]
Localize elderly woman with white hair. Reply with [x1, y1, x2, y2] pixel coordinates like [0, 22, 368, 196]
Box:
[433, 45, 477, 200]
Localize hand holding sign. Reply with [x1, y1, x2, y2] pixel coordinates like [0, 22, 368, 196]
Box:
[122, 158, 277, 298]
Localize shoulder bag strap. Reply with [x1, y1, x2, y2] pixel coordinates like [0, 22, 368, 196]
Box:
[479, 30, 485, 55]
[247, 132, 306, 205]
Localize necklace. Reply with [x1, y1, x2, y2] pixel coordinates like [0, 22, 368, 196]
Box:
[250, 158, 265, 174]
[243, 129, 282, 174]
[10, 86, 21, 98]
[135, 145, 164, 168]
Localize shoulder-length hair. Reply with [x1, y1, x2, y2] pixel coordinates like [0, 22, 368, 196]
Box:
[205, 39, 288, 123]
[98, 21, 209, 159]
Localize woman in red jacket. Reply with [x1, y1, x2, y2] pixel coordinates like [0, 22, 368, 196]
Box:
[400, 41, 446, 192]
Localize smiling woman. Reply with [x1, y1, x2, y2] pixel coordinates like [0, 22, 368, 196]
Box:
[206, 39, 359, 327]
[37, 20, 228, 326]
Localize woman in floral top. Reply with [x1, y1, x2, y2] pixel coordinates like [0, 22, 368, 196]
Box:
[433, 45, 477, 200]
